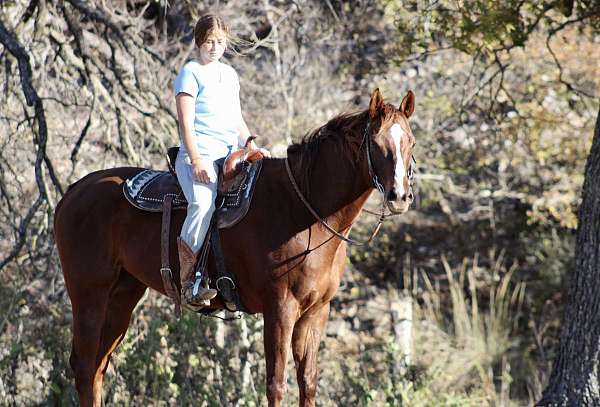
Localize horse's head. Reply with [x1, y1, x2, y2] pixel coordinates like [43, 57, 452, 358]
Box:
[365, 88, 416, 214]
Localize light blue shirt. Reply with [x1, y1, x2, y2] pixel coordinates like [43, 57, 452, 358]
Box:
[174, 60, 242, 159]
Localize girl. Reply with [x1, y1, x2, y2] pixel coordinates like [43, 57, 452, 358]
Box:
[174, 14, 267, 308]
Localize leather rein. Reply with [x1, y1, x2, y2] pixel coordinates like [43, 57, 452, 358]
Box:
[285, 121, 411, 246]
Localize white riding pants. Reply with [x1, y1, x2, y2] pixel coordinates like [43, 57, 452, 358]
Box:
[175, 151, 219, 254]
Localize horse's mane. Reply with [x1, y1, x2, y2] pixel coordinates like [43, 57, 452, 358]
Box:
[287, 105, 397, 196]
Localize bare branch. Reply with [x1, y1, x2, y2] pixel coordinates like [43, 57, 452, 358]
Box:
[0, 195, 44, 272]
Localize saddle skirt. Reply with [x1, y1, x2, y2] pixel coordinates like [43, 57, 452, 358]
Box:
[123, 159, 263, 229]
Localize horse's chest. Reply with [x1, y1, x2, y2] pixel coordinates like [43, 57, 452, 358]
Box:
[289, 259, 343, 303]
[270, 235, 346, 304]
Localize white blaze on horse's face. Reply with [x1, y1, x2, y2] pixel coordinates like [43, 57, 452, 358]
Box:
[390, 123, 407, 197]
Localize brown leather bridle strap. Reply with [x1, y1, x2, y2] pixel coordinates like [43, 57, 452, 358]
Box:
[160, 195, 181, 317]
[284, 157, 384, 246]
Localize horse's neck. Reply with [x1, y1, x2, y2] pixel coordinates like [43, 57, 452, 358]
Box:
[296, 136, 373, 228]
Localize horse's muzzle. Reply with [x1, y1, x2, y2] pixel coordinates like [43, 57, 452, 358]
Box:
[386, 189, 413, 214]
[386, 200, 411, 214]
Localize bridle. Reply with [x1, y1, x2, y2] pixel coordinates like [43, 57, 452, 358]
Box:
[362, 120, 416, 216]
[284, 119, 415, 246]
[364, 121, 386, 196]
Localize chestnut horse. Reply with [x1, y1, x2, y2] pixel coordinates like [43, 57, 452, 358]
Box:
[54, 88, 416, 406]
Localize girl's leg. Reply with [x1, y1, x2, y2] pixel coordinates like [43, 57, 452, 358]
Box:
[176, 153, 217, 251]
[175, 152, 218, 306]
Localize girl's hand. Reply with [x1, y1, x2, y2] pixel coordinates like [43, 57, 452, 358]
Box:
[258, 148, 271, 158]
[191, 159, 216, 184]
[247, 135, 271, 158]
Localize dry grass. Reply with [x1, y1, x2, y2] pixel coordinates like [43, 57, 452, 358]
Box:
[410, 253, 528, 406]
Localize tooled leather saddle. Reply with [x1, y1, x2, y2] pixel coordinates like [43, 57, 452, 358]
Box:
[123, 142, 264, 316]
[124, 148, 263, 229]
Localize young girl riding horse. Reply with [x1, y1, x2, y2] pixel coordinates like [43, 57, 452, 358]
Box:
[174, 14, 268, 308]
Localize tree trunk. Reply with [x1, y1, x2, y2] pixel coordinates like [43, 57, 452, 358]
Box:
[537, 105, 600, 406]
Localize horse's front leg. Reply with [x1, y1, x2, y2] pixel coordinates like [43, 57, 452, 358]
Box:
[263, 299, 299, 407]
[291, 303, 330, 407]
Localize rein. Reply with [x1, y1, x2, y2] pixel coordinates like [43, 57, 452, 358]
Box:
[284, 121, 397, 246]
[285, 158, 384, 246]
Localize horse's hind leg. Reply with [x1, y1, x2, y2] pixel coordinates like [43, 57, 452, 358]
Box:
[69, 278, 111, 407]
[93, 270, 146, 404]
[69, 269, 146, 407]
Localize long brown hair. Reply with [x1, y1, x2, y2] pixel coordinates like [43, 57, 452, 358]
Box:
[194, 14, 251, 55]
[194, 14, 231, 47]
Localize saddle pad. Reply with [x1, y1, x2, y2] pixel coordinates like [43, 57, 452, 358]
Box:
[123, 160, 263, 229]
[123, 171, 187, 212]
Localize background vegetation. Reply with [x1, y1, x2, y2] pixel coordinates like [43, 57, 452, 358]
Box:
[1, 0, 599, 405]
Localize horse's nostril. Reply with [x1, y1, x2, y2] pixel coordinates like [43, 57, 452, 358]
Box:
[387, 190, 398, 202]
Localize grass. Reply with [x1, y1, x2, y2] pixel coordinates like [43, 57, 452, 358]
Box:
[0, 252, 544, 406]
[411, 252, 527, 406]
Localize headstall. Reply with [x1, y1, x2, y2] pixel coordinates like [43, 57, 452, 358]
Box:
[285, 120, 414, 246]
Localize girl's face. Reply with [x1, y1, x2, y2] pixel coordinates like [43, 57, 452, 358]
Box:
[199, 32, 226, 64]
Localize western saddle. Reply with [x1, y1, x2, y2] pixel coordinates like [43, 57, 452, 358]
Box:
[123, 143, 264, 316]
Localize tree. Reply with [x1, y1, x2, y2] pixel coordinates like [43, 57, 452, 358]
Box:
[0, 0, 388, 274]
[535, 105, 600, 405]
[385, 0, 600, 228]
[385, 1, 600, 402]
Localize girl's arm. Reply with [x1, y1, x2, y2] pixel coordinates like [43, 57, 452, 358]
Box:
[176, 93, 214, 183]
[176, 93, 201, 159]
[235, 71, 269, 155]
[237, 113, 270, 157]
[237, 113, 255, 148]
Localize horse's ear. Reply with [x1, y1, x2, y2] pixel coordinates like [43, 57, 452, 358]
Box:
[369, 88, 384, 119]
[400, 90, 415, 118]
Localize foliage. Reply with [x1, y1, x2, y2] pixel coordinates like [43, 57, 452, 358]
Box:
[386, 0, 600, 58]
[382, 0, 599, 230]
[1, 0, 599, 405]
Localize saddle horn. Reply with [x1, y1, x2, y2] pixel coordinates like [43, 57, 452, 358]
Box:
[223, 136, 265, 181]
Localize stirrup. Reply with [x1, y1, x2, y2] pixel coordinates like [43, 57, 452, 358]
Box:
[182, 274, 217, 307]
[193, 273, 217, 299]
[181, 288, 214, 311]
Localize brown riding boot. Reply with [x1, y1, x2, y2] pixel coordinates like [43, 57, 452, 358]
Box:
[177, 237, 217, 308]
